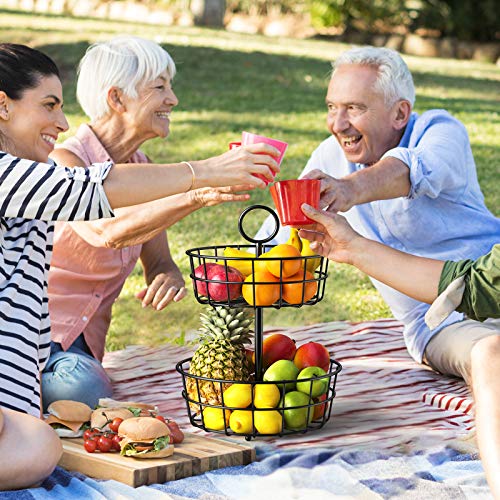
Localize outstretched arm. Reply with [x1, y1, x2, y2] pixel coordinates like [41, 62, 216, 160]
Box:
[302, 156, 410, 213]
[299, 204, 444, 303]
[52, 145, 251, 248]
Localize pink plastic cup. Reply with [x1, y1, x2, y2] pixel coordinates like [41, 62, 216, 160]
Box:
[241, 131, 288, 185]
[270, 179, 320, 226]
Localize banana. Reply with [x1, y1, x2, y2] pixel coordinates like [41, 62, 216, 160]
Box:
[218, 247, 257, 277]
[300, 237, 321, 273]
[286, 227, 302, 253]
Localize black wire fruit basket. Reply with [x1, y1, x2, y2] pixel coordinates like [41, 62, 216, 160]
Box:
[176, 205, 342, 439]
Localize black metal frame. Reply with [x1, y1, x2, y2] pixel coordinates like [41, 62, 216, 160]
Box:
[177, 205, 343, 439]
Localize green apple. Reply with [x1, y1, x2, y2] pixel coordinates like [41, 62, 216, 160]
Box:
[296, 366, 328, 398]
[263, 360, 299, 392]
[280, 391, 313, 430]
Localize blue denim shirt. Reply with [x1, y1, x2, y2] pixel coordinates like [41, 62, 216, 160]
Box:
[256, 110, 500, 362]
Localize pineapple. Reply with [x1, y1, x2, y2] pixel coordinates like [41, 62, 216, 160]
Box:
[187, 306, 254, 409]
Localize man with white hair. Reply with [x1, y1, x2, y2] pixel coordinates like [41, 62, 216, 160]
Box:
[257, 46, 500, 496]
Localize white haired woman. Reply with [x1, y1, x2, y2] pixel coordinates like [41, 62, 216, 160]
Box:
[0, 42, 278, 489]
[42, 36, 261, 410]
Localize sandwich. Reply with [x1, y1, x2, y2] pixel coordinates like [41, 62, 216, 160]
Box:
[118, 417, 173, 459]
[98, 398, 158, 417]
[45, 400, 92, 438]
[90, 407, 134, 431]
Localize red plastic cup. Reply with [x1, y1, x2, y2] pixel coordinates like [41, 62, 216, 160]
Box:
[241, 131, 288, 185]
[270, 179, 320, 226]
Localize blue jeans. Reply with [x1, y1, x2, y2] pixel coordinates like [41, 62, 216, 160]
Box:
[41, 334, 113, 412]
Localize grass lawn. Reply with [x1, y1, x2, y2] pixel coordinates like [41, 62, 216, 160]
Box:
[1, 9, 498, 350]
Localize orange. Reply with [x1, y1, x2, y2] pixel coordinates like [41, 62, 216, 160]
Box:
[242, 271, 280, 306]
[265, 244, 302, 278]
[282, 270, 318, 304]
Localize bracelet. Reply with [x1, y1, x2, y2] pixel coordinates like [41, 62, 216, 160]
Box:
[182, 161, 196, 192]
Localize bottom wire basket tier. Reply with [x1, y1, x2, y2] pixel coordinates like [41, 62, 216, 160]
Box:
[176, 357, 342, 439]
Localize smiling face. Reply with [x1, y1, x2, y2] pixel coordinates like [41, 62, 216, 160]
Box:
[0, 74, 68, 162]
[326, 64, 407, 165]
[121, 70, 178, 142]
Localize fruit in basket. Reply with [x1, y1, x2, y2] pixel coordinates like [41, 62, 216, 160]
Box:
[286, 227, 302, 253]
[281, 270, 318, 304]
[312, 393, 328, 420]
[187, 306, 253, 408]
[281, 391, 314, 430]
[265, 244, 302, 278]
[208, 264, 244, 301]
[254, 383, 281, 408]
[294, 342, 330, 373]
[242, 270, 280, 306]
[202, 407, 231, 430]
[220, 247, 256, 277]
[229, 410, 254, 434]
[300, 237, 321, 273]
[254, 410, 283, 434]
[245, 348, 255, 373]
[222, 383, 253, 408]
[296, 366, 328, 398]
[260, 333, 296, 369]
[263, 359, 299, 392]
[193, 263, 219, 296]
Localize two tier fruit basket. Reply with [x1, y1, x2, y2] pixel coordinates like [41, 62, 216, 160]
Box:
[176, 205, 342, 439]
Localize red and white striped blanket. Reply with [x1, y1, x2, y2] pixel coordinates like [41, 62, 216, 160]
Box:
[102, 319, 475, 451]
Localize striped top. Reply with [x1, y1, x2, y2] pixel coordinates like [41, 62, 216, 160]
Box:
[0, 151, 114, 416]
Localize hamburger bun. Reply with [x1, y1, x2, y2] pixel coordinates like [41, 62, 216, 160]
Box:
[91, 407, 134, 430]
[118, 417, 169, 441]
[118, 417, 173, 459]
[47, 400, 92, 422]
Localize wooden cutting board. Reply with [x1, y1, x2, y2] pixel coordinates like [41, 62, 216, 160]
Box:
[59, 432, 255, 487]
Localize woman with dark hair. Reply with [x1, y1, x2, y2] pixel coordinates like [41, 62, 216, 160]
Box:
[0, 43, 278, 489]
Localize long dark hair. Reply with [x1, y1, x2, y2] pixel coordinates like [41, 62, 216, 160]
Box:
[0, 43, 60, 99]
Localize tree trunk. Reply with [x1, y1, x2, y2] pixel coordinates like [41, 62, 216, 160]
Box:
[191, 0, 226, 27]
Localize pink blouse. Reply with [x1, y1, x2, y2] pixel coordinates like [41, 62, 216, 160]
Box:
[48, 124, 146, 361]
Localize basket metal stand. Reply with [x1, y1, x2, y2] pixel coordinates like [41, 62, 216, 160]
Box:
[177, 205, 342, 439]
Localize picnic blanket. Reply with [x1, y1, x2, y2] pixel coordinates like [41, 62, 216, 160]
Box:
[1, 319, 491, 499]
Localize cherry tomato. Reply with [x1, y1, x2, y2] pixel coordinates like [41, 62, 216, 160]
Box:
[97, 435, 112, 453]
[109, 417, 123, 433]
[111, 434, 122, 451]
[155, 415, 166, 424]
[83, 429, 94, 441]
[84, 439, 97, 453]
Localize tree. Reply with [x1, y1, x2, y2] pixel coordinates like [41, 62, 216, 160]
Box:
[191, 0, 226, 27]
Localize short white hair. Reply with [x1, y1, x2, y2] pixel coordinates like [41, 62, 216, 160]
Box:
[76, 36, 176, 121]
[332, 46, 415, 107]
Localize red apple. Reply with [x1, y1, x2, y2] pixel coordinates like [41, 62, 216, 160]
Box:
[255, 333, 296, 370]
[193, 262, 219, 296]
[293, 342, 330, 373]
[207, 264, 244, 301]
[312, 393, 328, 420]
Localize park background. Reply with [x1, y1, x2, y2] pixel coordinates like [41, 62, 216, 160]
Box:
[0, 3, 498, 350]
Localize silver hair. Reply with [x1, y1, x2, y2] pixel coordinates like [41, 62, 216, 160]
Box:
[76, 36, 176, 121]
[332, 46, 415, 107]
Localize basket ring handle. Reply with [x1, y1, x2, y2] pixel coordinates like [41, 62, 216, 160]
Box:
[238, 204, 279, 244]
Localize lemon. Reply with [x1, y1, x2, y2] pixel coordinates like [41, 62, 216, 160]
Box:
[222, 383, 253, 408]
[229, 410, 254, 434]
[254, 410, 283, 434]
[202, 407, 231, 431]
[254, 383, 280, 408]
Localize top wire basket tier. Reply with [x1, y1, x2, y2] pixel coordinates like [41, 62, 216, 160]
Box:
[177, 205, 342, 439]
